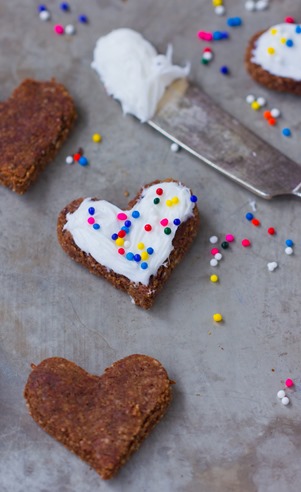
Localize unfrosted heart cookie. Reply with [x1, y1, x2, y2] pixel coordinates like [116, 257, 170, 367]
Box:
[24, 355, 172, 480]
[246, 23, 301, 94]
[57, 179, 200, 309]
[0, 79, 76, 193]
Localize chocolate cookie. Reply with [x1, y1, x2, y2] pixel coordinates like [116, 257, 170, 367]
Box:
[24, 355, 173, 479]
[57, 179, 200, 309]
[245, 24, 301, 95]
[0, 79, 76, 193]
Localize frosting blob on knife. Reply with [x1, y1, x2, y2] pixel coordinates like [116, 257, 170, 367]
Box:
[63, 182, 196, 285]
[251, 23, 301, 80]
[91, 28, 190, 122]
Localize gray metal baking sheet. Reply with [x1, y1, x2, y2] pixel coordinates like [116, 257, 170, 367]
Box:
[1, 1, 301, 491]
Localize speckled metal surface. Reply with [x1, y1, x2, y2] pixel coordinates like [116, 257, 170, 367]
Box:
[1, 1, 301, 491]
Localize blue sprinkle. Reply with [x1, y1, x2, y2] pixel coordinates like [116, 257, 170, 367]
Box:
[78, 14, 88, 23]
[134, 254, 141, 262]
[93, 223, 100, 230]
[227, 17, 242, 27]
[190, 195, 198, 203]
[141, 262, 148, 270]
[124, 220, 131, 228]
[88, 207, 95, 215]
[132, 210, 140, 219]
[286, 39, 294, 47]
[173, 218, 181, 226]
[282, 128, 291, 137]
[286, 239, 294, 247]
[245, 212, 254, 221]
[111, 233, 118, 240]
[213, 31, 223, 40]
[121, 226, 130, 233]
[296, 26, 301, 34]
[221, 31, 229, 39]
[220, 65, 229, 75]
[147, 247, 154, 255]
[78, 156, 88, 166]
[38, 5, 47, 12]
[60, 2, 70, 11]
[126, 252, 134, 261]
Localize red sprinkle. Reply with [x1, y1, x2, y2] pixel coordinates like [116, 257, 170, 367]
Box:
[144, 224, 152, 231]
[203, 46, 212, 53]
[268, 117, 277, 126]
[73, 153, 81, 161]
[118, 230, 126, 238]
[285, 16, 295, 23]
[264, 111, 271, 120]
[242, 238, 251, 247]
[252, 218, 260, 226]
[156, 188, 163, 196]
[118, 248, 125, 255]
[268, 227, 276, 235]
[285, 378, 294, 388]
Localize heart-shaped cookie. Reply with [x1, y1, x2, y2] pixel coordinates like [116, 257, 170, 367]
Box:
[57, 179, 200, 309]
[0, 79, 76, 193]
[24, 355, 172, 480]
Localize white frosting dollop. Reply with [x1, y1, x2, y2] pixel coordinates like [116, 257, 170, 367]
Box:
[91, 28, 190, 122]
[63, 182, 196, 286]
[251, 23, 301, 80]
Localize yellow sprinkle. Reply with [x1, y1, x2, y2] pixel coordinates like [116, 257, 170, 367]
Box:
[137, 242, 145, 250]
[270, 28, 277, 35]
[280, 37, 286, 44]
[166, 199, 172, 207]
[172, 196, 179, 204]
[115, 237, 124, 246]
[141, 251, 149, 261]
[212, 0, 223, 6]
[210, 274, 219, 283]
[213, 313, 223, 322]
[267, 47, 275, 55]
[251, 101, 260, 111]
[92, 133, 102, 143]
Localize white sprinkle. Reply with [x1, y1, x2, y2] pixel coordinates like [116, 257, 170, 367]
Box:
[210, 235, 218, 244]
[210, 258, 218, 267]
[245, 0, 256, 11]
[215, 5, 225, 15]
[271, 108, 280, 118]
[203, 52, 213, 61]
[281, 396, 290, 406]
[285, 247, 293, 255]
[246, 94, 255, 104]
[267, 262, 278, 272]
[255, 0, 269, 11]
[277, 390, 286, 399]
[39, 10, 51, 21]
[170, 142, 180, 152]
[257, 97, 266, 107]
[65, 155, 73, 165]
[65, 24, 76, 35]
[249, 200, 257, 212]
[215, 253, 223, 261]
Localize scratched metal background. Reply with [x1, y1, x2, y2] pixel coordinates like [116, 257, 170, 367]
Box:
[1, 1, 301, 491]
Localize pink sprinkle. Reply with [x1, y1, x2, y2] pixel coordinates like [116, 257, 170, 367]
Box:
[54, 24, 64, 35]
[285, 16, 295, 23]
[211, 247, 219, 255]
[160, 218, 168, 226]
[198, 31, 213, 41]
[242, 238, 251, 247]
[286, 378, 294, 388]
[117, 212, 127, 220]
[87, 217, 95, 225]
[225, 234, 234, 242]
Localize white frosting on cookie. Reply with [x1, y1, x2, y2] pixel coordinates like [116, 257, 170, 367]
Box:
[251, 23, 301, 80]
[63, 182, 197, 286]
[91, 28, 190, 122]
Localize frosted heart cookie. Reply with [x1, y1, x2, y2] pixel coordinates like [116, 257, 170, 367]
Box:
[57, 179, 200, 309]
[0, 79, 76, 194]
[246, 23, 301, 95]
[24, 355, 173, 479]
